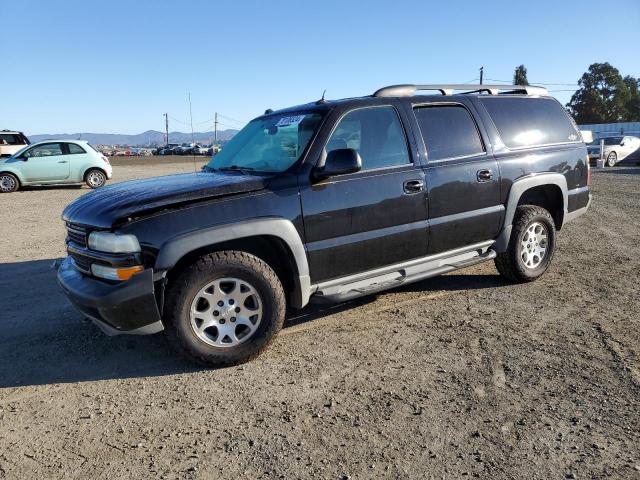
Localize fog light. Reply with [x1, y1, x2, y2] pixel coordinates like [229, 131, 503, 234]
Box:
[91, 264, 144, 281]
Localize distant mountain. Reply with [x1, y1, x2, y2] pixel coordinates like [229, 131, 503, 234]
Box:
[27, 129, 239, 146]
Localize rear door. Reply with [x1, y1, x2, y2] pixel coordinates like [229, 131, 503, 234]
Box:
[21, 142, 71, 181]
[410, 101, 503, 254]
[299, 104, 429, 283]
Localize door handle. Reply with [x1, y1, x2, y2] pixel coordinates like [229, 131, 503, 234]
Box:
[403, 179, 424, 194]
[476, 169, 493, 182]
[58, 160, 68, 163]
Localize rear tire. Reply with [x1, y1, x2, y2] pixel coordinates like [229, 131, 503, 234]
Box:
[0, 173, 19, 193]
[495, 205, 556, 283]
[85, 169, 106, 189]
[164, 251, 286, 367]
[606, 151, 617, 167]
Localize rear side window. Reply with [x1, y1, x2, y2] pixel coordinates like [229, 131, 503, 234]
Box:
[480, 97, 579, 149]
[414, 105, 484, 161]
[0, 133, 25, 145]
[326, 106, 410, 170]
[67, 143, 86, 154]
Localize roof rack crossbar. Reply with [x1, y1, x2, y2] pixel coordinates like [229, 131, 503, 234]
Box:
[373, 84, 548, 98]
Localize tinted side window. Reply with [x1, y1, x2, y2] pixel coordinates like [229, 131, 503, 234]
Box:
[67, 143, 86, 154]
[0, 134, 23, 145]
[480, 97, 579, 148]
[414, 105, 484, 161]
[326, 107, 410, 170]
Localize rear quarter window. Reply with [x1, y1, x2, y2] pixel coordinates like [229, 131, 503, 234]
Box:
[480, 97, 579, 149]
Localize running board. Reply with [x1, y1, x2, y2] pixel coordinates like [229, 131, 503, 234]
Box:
[311, 242, 496, 304]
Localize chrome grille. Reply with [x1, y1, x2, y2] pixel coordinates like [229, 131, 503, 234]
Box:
[66, 223, 88, 247]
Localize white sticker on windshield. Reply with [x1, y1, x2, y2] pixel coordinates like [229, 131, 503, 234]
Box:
[275, 115, 306, 127]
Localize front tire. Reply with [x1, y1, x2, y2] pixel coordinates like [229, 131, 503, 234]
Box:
[164, 251, 286, 367]
[607, 151, 617, 167]
[495, 205, 556, 283]
[0, 173, 19, 193]
[85, 169, 107, 189]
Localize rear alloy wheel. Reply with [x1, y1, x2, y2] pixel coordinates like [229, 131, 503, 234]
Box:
[0, 173, 19, 193]
[495, 205, 556, 282]
[606, 151, 617, 167]
[85, 169, 106, 189]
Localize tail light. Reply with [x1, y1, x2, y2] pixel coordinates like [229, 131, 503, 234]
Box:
[586, 155, 592, 186]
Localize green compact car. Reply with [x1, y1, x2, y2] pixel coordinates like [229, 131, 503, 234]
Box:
[0, 140, 113, 193]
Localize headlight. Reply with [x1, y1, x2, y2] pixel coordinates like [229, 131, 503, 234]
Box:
[87, 232, 140, 253]
[91, 264, 144, 281]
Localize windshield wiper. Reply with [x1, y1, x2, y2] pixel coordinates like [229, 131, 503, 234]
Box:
[218, 165, 260, 174]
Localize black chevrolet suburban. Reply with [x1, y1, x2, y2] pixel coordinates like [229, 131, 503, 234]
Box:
[57, 84, 591, 366]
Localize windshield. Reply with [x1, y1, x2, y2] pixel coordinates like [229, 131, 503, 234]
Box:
[206, 112, 324, 173]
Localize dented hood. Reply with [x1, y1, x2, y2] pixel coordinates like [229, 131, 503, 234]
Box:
[62, 171, 269, 228]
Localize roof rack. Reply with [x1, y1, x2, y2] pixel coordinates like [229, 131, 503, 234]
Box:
[373, 84, 548, 97]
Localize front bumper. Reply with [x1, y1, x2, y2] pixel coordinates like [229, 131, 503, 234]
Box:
[56, 256, 163, 336]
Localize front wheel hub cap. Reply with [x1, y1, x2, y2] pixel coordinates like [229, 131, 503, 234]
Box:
[190, 277, 263, 348]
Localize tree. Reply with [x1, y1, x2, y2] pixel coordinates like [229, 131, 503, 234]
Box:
[566, 63, 634, 124]
[513, 65, 529, 86]
[623, 75, 640, 122]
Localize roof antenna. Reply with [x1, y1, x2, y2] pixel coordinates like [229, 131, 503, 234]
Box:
[315, 89, 327, 105]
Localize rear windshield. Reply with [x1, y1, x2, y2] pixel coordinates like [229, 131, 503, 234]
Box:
[480, 97, 579, 149]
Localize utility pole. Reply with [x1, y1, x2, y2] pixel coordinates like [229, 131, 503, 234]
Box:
[214, 112, 218, 148]
[163, 113, 169, 145]
[479, 66, 484, 85]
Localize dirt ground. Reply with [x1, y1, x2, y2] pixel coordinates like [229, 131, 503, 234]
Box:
[0, 160, 639, 479]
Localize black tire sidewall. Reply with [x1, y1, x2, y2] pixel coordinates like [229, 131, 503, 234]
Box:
[513, 210, 555, 280]
[166, 253, 285, 366]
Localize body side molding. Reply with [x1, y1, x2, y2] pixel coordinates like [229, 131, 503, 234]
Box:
[493, 173, 568, 253]
[154, 217, 311, 308]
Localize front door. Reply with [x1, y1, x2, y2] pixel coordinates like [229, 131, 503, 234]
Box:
[411, 102, 503, 254]
[300, 105, 429, 283]
[21, 142, 70, 181]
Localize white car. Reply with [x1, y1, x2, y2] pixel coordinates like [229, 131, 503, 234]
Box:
[587, 135, 640, 167]
[0, 130, 30, 158]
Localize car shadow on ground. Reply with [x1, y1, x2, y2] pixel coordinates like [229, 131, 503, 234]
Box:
[596, 166, 640, 175]
[0, 258, 507, 389]
[19, 184, 84, 191]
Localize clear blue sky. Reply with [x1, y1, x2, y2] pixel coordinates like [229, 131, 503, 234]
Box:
[1, 0, 638, 135]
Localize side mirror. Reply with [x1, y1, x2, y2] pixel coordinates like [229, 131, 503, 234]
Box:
[314, 148, 362, 180]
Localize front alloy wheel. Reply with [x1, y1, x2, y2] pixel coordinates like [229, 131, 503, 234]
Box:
[190, 277, 263, 348]
[0, 173, 19, 193]
[607, 151, 617, 167]
[165, 251, 286, 367]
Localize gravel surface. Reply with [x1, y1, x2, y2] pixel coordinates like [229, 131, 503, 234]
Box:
[1, 162, 639, 479]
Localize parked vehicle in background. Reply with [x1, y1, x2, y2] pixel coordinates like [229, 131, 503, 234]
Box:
[0, 140, 112, 192]
[175, 143, 195, 155]
[157, 143, 180, 155]
[191, 144, 209, 155]
[0, 130, 30, 158]
[587, 135, 640, 167]
[56, 84, 591, 367]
